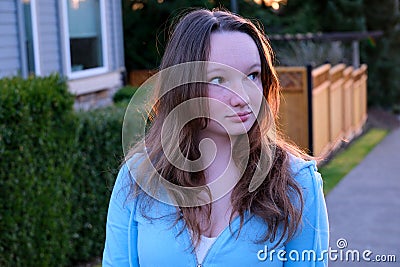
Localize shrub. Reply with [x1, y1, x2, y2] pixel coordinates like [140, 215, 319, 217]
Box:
[69, 104, 125, 262]
[0, 75, 76, 266]
[112, 85, 138, 104]
[0, 75, 128, 266]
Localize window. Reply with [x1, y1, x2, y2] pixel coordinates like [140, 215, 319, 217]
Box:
[63, 0, 108, 78]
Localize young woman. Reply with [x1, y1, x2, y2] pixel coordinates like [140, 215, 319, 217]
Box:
[103, 9, 329, 267]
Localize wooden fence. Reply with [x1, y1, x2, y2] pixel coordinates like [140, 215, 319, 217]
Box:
[277, 64, 368, 158]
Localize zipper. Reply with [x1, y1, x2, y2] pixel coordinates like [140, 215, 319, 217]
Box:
[195, 249, 201, 267]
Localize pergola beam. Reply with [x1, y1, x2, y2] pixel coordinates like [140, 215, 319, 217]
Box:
[268, 31, 383, 42]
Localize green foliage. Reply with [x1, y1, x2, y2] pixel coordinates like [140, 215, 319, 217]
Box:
[361, 0, 400, 108]
[266, 0, 322, 33]
[0, 75, 76, 266]
[113, 85, 138, 104]
[320, 0, 365, 32]
[122, 0, 215, 70]
[363, 36, 400, 107]
[122, 0, 287, 69]
[122, 0, 323, 70]
[70, 104, 125, 262]
[364, 0, 399, 32]
[0, 76, 127, 266]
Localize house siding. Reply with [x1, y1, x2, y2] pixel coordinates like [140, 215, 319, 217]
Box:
[36, 0, 62, 75]
[0, 0, 22, 77]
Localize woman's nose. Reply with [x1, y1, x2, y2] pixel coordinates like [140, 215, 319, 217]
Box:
[229, 81, 250, 107]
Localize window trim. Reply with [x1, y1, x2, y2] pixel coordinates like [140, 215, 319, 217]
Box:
[25, 0, 41, 76]
[61, 0, 109, 80]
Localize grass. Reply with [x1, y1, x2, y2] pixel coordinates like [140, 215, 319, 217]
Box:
[320, 128, 388, 195]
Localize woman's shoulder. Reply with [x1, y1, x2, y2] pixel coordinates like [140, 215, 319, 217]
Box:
[117, 152, 144, 176]
[287, 154, 323, 199]
[116, 153, 177, 213]
[112, 153, 146, 199]
[288, 153, 317, 172]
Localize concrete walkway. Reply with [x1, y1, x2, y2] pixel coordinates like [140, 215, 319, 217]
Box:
[326, 127, 400, 266]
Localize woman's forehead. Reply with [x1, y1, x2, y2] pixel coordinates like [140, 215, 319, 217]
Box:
[208, 31, 261, 73]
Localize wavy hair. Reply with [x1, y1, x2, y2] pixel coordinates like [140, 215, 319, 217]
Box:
[125, 8, 307, 249]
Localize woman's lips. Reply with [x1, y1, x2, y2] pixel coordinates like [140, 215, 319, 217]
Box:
[227, 111, 252, 122]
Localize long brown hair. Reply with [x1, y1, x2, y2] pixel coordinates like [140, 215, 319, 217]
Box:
[125, 8, 306, 249]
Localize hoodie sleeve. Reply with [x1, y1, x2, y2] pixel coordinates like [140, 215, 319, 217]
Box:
[102, 164, 139, 267]
[284, 160, 329, 267]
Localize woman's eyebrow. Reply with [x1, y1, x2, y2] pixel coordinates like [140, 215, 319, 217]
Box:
[206, 67, 226, 73]
[248, 63, 261, 70]
[206, 63, 261, 75]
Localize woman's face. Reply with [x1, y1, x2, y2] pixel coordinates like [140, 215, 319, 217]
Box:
[204, 31, 263, 137]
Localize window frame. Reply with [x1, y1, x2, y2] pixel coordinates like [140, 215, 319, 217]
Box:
[22, 0, 41, 76]
[60, 0, 109, 80]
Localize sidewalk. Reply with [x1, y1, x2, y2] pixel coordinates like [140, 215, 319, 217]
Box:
[326, 126, 400, 266]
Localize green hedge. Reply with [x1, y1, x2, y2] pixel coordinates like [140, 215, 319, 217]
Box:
[112, 85, 138, 104]
[0, 75, 126, 266]
[70, 104, 125, 263]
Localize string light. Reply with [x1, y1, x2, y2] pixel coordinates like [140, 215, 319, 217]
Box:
[254, 0, 287, 10]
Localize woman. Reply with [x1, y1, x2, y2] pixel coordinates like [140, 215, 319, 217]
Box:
[103, 8, 329, 266]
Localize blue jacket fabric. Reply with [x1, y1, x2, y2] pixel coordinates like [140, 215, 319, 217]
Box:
[102, 155, 329, 266]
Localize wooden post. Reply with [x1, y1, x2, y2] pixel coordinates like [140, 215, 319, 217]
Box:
[307, 65, 314, 156]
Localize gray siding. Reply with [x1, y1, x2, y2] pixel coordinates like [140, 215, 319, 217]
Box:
[0, 0, 22, 78]
[36, 0, 62, 75]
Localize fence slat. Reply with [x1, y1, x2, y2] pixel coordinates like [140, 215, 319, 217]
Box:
[329, 64, 346, 151]
[277, 67, 309, 152]
[278, 63, 367, 158]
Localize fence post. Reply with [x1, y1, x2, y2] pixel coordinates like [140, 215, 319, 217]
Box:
[307, 64, 314, 156]
[352, 41, 360, 69]
[230, 0, 238, 13]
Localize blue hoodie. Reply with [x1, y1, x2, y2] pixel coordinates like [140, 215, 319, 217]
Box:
[102, 155, 329, 266]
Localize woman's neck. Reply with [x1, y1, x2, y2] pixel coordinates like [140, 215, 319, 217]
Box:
[197, 132, 235, 184]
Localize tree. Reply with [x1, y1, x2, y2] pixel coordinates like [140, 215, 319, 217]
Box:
[320, 0, 365, 32]
[122, 0, 214, 70]
[361, 0, 400, 107]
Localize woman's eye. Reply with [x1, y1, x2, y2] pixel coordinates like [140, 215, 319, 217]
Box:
[247, 72, 259, 81]
[209, 77, 224, 85]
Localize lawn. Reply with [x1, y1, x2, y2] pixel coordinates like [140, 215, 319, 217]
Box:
[319, 128, 388, 195]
